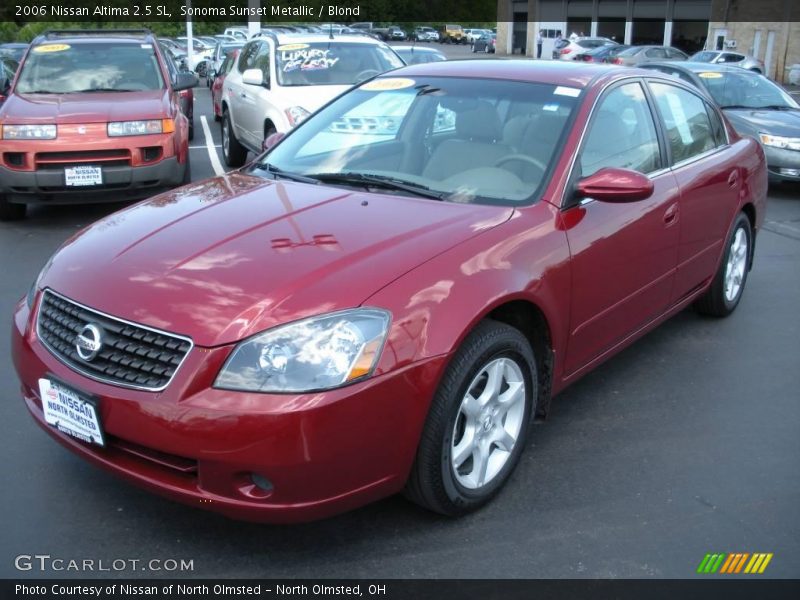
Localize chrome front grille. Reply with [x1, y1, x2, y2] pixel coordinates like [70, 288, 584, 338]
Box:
[36, 290, 192, 391]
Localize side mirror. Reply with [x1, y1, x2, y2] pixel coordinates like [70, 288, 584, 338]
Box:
[263, 131, 285, 152]
[576, 167, 654, 203]
[174, 72, 198, 92]
[243, 68, 268, 87]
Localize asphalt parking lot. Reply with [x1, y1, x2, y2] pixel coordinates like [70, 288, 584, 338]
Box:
[1, 66, 799, 579]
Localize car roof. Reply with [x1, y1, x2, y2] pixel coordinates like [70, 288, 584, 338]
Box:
[391, 59, 648, 87]
[31, 34, 151, 45]
[393, 46, 444, 53]
[642, 61, 755, 75]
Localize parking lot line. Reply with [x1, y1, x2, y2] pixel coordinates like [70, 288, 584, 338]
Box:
[200, 115, 225, 176]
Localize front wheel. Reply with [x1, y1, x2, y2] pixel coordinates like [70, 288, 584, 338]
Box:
[694, 212, 752, 317]
[405, 320, 536, 516]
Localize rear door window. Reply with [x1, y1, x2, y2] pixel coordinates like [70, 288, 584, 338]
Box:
[649, 82, 717, 164]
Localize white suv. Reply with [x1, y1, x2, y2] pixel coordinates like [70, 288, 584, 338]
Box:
[220, 33, 404, 167]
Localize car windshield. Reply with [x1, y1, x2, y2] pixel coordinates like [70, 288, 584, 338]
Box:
[618, 47, 644, 56]
[691, 51, 718, 62]
[699, 71, 799, 109]
[256, 76, 581, 206]
[16, 42, 164, 93]
[276, 42, 403, 87]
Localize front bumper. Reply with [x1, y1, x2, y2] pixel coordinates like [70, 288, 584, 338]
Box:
[764, 146, 800, 182]
[12, 298, 447, 523]
[1, 157, 183, 203]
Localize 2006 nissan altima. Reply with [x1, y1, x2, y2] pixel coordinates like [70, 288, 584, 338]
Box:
[13, 60, 767, 522]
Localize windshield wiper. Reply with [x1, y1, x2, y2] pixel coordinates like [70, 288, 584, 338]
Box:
[719, 104, 754, 110]
[307, 172, 447, 200]
[758, 104, 797, 111]
[20, 90, 56, 94]
[253, 162, 321, 185]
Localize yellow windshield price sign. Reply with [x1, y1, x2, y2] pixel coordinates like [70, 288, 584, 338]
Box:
[33, 44, 71, 53]
[360, 78, 417, 91]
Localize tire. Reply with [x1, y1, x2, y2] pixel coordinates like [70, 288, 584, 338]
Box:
[694, 212, 752, 317]
[405, 320, 536, 516]
[221, 110, 247, 168]
[188, 116, 194, 142]
[484, 45, 490, 54]
[0, 195, 26, 221]
[263, 123, 277, 153]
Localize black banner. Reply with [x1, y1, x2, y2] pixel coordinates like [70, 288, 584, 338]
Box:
[2, 1, 499, 24]
[4, 579, 800, 600]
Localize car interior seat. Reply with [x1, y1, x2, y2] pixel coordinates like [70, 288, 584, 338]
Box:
[423, 101, 510, 181]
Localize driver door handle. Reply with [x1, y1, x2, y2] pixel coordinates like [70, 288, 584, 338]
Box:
[663, 203, 679, 227]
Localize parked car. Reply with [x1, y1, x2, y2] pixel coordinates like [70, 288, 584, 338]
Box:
[640, 62, 800, 183]
[465, 29, 491, 44]
[13, 60, 766, 522]
[439, 24, 465, 44]
[689, 50, 765, 73]
[393, 46, 446, 65]
[176, 37, 214, 76]
[610, 45, 688, 66]
[411, 26, 440, 42]
[158, 40, 188, 72]
[223, 27, 249, 41]
[574, 44, 632, 63]
[211, 50, 238, 121]
[220, 33, 403, 166]
[161, 46, 194, 141]
[0, 29, 196, 220]
[472, 33, 497, 54]
[553, 36, 616, 60]
[0, 42, 28, 62]
[387, 26, 407, 41]
[207, 41, 245, 87]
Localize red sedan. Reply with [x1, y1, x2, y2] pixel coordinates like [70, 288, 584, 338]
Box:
[12, 61, 767, 522]
[211, 49, 238, 122]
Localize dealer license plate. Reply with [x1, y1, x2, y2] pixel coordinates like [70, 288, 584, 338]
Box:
[65, 165, 102, 187]
[39, 378, 105, 447]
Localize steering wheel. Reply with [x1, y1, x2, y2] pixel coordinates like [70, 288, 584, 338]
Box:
[355, 69, 381, 83]
[494, 154, 548, 172]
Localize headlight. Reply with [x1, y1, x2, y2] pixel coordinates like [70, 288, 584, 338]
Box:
[107, 120, 167, 137]
[214, 308, 391, 393]
[2, 124, 56, 140]
[26, 257, 53, 309]
[285, 106, 311, 127]
[759, 133, 800, 151]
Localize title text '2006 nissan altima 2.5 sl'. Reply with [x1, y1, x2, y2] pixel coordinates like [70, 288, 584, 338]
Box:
[12, 61, 767, 523]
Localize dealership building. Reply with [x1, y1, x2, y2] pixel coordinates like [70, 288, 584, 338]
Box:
[496, 0, 800, 82]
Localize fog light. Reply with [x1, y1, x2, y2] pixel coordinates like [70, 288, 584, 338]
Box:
[250, 473, 274, 492]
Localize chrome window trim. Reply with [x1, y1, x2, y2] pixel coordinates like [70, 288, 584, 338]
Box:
[36, 288, 194, 393]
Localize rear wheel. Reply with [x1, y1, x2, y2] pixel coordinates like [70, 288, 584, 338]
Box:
[695, 212, 752, 317]
[221, 109, 247, 168]
[0, 195, 26, 221]
[405, 320, 536, 516]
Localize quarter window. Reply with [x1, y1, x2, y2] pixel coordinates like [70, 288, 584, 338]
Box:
[650, 82, 716, 163]
[579, 82, 661, 177]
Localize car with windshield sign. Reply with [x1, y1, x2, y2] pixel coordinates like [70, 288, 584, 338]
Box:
[220, 32, 403, 167]
[0, 29, 196, 220]
[13, 60, 766, 522]
[640, 62, 800, 183]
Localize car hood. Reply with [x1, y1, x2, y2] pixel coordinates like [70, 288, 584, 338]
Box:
[1, 89, 170, 124]
[723, 107, 800, 137]
[40, 172, 513, 347]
